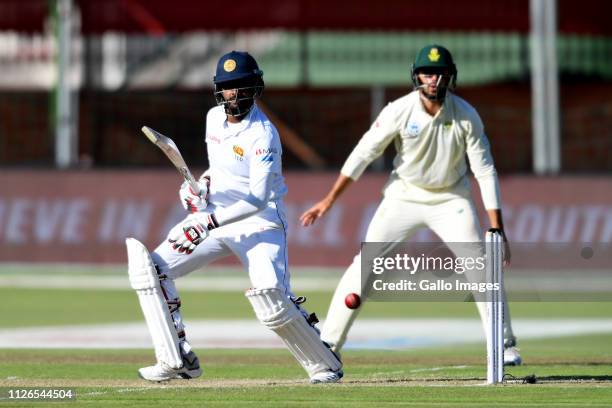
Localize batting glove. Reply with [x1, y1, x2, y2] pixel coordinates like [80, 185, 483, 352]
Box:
[179, 176, 210, 213]
[168, 213, 219, 254]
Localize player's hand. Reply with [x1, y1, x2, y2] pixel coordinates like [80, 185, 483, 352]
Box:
[168, 215, 209, 254]
[499, 230, 512, 266]
[299, 197, 333, 227]
[179, 176, 210, 213]
[502, 235, 512, 266]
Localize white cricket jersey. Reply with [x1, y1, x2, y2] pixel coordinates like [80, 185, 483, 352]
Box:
[341, 90, 501, 209]
[204, 104, 288, 228]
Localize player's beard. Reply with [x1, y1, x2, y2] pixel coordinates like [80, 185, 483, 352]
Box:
[419, 80, 447, 102]
[224, 98, 254, 119]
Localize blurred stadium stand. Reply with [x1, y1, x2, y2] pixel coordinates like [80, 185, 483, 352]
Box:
[0, 0, 610, 172]
[0, 1, 610, 265]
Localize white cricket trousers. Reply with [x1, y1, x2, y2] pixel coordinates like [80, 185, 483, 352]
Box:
[321, 195, 515, 350]
[151, 220, 292, 337]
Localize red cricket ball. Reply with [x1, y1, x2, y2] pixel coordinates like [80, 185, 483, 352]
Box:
[345, 293, 361, 309]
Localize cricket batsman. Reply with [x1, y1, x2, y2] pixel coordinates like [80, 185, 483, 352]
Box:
[127, 51, 342, 383]
[300, 44, 521, 365]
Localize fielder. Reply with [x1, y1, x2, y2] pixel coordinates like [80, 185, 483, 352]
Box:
[300, 44, 521, 365]
[127, 50, 342, 383]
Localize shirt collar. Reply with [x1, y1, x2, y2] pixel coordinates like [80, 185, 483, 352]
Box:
[416, 92, 448, 120]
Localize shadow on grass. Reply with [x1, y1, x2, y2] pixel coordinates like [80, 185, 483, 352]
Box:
[345, 377, 483, 385]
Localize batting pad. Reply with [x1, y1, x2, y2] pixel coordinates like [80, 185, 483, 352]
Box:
[246, 288, 342, 377]
[126, 238, 182, 369]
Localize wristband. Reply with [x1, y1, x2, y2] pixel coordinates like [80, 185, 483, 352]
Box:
[207, 213, 219, 230]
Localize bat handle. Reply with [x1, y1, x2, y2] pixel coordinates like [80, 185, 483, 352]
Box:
[178, 167, 200, 194]
[188, 179, 201, 194]
[185, 174, 201, 195]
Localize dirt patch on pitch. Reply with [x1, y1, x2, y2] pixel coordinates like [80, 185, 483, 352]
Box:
[344, 354, 483, 366]
[0, 351, 150, 365]
[3, 376, 612, 390]
[0, 377, 306, 389]
[0, 350, 297, 367]
[0, 377, 483, 389]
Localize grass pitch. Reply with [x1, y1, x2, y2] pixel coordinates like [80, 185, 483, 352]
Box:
[2, 339, 612, 407]
[2, 269, 612, 406]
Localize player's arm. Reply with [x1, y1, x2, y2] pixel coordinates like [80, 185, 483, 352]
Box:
[168, 131, 280, 253]
[465, 115, 511, 262]
[168, 169, 273, 254]
[487, 209, 504, 231]
[178, 111, 216, 212]
[465, 119, 501, 210]
[487, 208, 511, 264]
[300, 104, 399, 227]
[210, 130, 282, 226]
[211, 168, 274, 226]
[487, 208, 508, 242]
[299, 174, 352, 226]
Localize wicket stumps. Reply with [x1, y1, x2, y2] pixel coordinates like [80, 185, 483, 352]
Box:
[485, 228, 504, 384]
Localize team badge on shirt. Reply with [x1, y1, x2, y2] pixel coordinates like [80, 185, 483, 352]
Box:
[405, 120, 421, 137]
[233, 145, 244, 161]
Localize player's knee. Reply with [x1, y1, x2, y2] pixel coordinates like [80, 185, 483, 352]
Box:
[245, 288, 298, 328]
[245, 287, 342, 375]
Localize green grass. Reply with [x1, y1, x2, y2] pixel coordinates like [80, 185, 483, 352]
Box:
[3, 287, 612, 328]
[2, 273, 612, 406]
[1, 337, 612, 407]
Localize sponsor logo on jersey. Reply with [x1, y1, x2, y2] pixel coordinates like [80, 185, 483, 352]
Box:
[405, 121, 421, 137]
[443, 121, 453, 129]
[223, 59, 236, 72]
[207, 134, 221, 144]
[428, 48, 440, 62]
[255, 147, 278, 156]
[256, 147, 278, 162]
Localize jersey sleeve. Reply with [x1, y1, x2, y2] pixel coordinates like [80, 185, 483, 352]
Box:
[340, 103, 400, 180]
[213, 127, 280, 226]
[204, 108, 215, 163]
[465, 112, 501, 210]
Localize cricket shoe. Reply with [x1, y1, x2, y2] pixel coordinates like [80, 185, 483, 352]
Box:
[503, 346, 522, 366]
[309, 369, 344, 384]
[138, 350, 203, 382]
[176, 349, 203, 379]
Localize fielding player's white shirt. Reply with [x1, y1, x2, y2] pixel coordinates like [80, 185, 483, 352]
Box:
[320, 91, 517, 350]
[204, 103, 288, 228]
[341, 90, 501, 209]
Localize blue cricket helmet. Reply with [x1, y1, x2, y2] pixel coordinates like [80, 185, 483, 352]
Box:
[213, 50, 263, 84]
[213, 51, 264, 118]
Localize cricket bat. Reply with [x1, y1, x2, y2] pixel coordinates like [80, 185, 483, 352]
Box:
[141, 126, 200, 193]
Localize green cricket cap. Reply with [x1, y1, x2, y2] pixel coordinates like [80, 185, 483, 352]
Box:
[413, 44, 456, 71]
